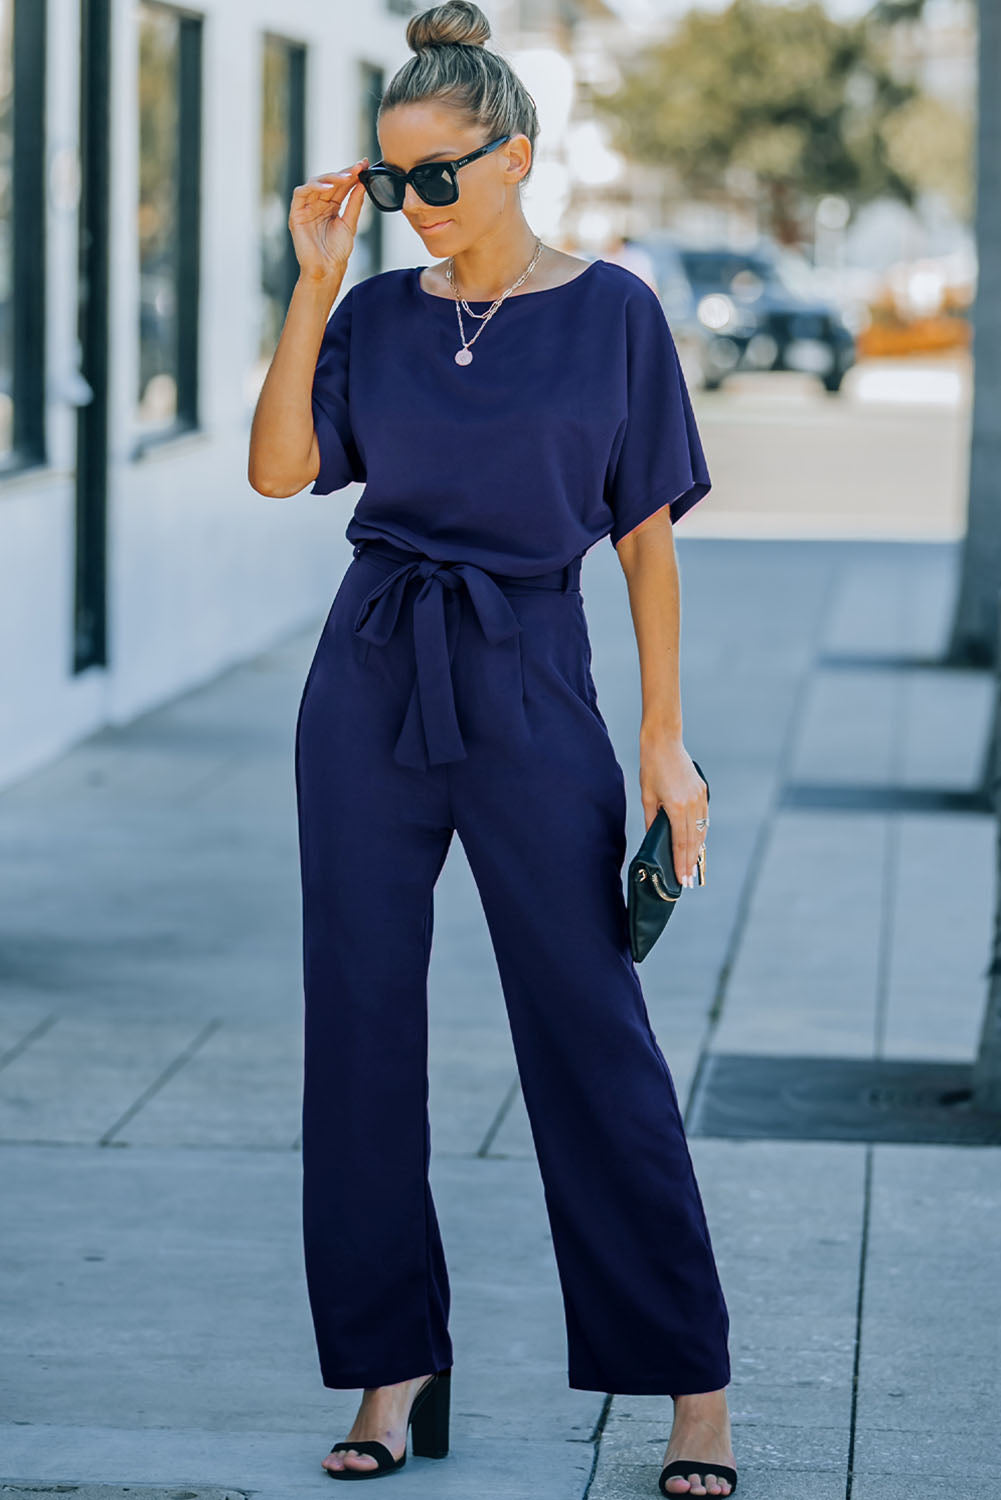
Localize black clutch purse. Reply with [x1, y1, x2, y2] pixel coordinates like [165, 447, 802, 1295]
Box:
[626, 759, 709, 964]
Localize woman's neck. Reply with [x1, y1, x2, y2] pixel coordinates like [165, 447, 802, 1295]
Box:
[446, 232, 546, 301]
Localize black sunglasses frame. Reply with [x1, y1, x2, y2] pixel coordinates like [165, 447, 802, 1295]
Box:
[358, 134, 512, 212]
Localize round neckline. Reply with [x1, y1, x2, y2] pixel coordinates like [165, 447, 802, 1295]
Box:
[414, 258, 599, 306]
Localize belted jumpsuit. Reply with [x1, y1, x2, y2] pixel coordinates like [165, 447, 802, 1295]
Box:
[294, 259, 732, 1396]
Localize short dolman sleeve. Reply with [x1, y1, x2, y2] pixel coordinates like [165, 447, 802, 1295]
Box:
[309, 285, 366, 495]
[605, 283, 711, 546]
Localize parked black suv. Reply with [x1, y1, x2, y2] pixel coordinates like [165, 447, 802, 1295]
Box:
[638, 238, 857, 393]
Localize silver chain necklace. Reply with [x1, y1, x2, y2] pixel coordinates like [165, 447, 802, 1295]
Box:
[446, 239, 545, 366]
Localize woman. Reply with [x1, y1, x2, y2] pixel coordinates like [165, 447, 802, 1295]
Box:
[248, 3, 737, 1494]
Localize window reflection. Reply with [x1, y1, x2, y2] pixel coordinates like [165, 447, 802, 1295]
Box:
[260, 39, 291, 358]
[137, 3, 180, 429]
[257, 35, 305, 377]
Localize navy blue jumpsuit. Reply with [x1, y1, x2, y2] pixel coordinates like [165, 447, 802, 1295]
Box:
[295, 258, 731, 1396]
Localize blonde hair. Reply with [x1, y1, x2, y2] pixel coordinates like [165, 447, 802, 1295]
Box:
[380, 1, 539, 187]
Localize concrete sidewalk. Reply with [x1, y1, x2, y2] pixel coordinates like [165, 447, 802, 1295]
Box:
[1, 534, 997, 1499]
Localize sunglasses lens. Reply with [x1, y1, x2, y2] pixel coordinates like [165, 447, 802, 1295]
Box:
[367, 173, 403, 210]
[413, 164, 457, 205]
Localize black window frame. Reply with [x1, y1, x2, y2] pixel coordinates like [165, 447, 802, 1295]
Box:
[354, 61, 384, 281]
[259, 31, 307, 363]
[133, 1, 203, 458]
[0, 0, 47, 481]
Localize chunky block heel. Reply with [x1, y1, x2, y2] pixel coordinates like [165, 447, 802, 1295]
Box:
[409, 1365, 451, 1460]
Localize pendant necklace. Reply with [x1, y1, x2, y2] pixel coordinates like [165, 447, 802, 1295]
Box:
[446, 239, 545, 365]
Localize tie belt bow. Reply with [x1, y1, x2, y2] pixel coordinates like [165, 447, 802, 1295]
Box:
[350, 538, 581, 770]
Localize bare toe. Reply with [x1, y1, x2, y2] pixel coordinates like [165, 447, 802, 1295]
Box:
[343, 1450, 378, 1470]
[323, 1448, 379, 1472]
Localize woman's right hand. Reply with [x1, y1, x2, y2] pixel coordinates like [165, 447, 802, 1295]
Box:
[289, 158, 369, 287]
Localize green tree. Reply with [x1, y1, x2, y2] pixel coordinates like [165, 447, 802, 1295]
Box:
[594, 0, 968, 243]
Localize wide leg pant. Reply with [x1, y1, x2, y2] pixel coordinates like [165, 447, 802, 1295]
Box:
[294, 538, 731, 1395]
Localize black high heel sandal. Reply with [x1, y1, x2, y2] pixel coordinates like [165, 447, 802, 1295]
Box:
[658, 1458, 738, 1495]
[324, 1366, 452, 1479]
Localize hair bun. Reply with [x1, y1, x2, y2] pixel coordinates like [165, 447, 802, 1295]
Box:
[407, 0, 491, 52]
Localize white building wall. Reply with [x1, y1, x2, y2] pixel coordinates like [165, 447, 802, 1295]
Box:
[0, 0, 419, 788]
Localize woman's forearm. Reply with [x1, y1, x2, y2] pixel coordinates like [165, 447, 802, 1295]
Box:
[248, 273, 343, 497]
[617, 508, 706, 877]
[616, 510, 684, 743]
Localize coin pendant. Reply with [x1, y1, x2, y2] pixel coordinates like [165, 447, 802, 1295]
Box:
[454, 347, 473, 365]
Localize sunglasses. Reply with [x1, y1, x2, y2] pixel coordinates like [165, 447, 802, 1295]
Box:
[358, 134, 511, 212]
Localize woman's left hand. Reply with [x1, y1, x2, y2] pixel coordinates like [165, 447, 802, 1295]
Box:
[639, 731, 708, 888]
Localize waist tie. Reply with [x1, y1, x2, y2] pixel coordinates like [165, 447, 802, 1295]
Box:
[350, 538, 582, 770]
